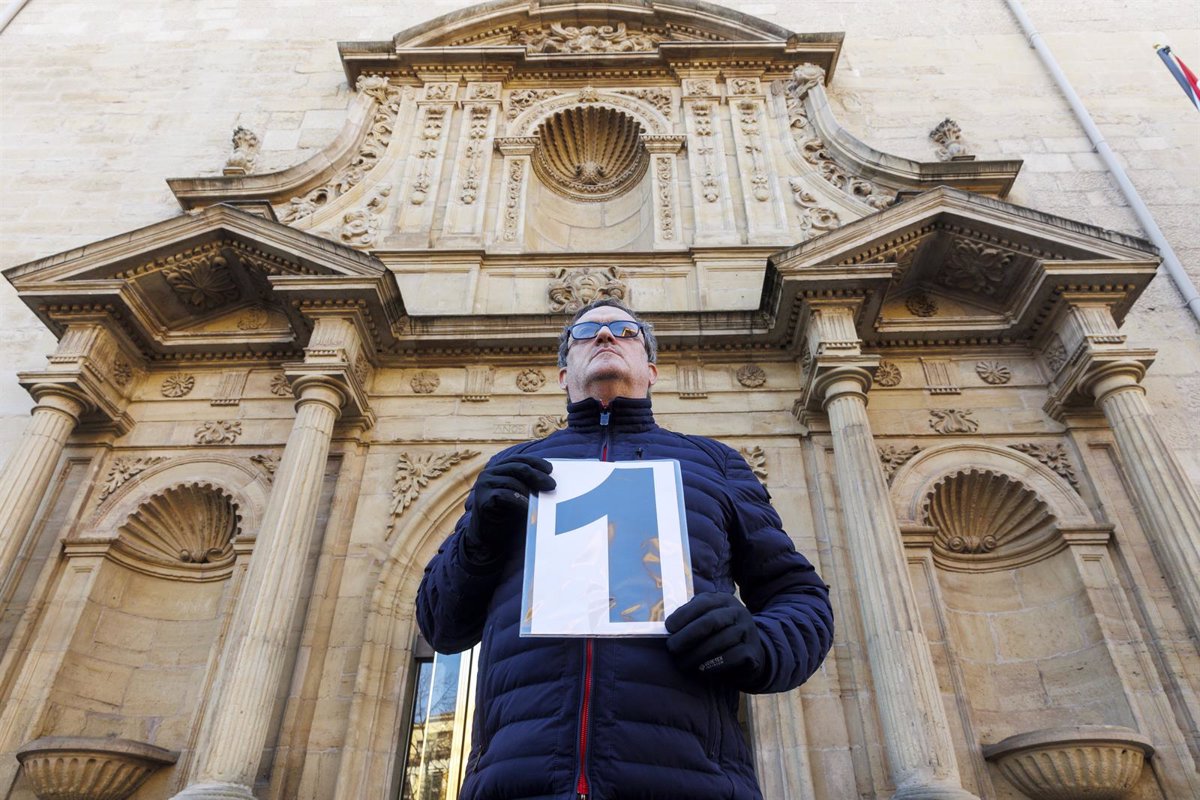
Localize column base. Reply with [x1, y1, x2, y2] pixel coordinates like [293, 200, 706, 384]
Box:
[172, 782, 256, 800]
[892, 782, 980, 800]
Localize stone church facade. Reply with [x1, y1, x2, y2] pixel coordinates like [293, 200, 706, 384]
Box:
[1, 2, 1198, 799]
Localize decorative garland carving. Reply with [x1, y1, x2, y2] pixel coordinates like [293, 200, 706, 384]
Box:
[118, 484, 238, 566]
[875, 360, 902, 387]
[534, 415, 568, 438]
[615, 88, 673, 117]
[922, 469, 1057, 559]
[736, 364, 766, 388]
[655, 155, 675, 240]
[739, 445, 768, 483]
[514, 22, 665, 54]
[502, 160, 525, 242]
[548, 266, 628, 313]
[878, 445, 920, 482]
[195, 420, 242, 445]
[975, 361, 1012, 385]
[929, 409, 979, 435]
[516, 368, 547, 393]
[691, 103, 720, 203]
[788, 178, 840, 240]
[340, 184, 391, 248]
[410, 370, 440, 394]
[279, 76, 402, 223]
[269, 372, 292, 397]
[1010, 443, 1079, 488]
[460, 107, 491, 205]
[941, 238, 1015, 296]
[161, 373, 195, 398]
[735, 101, 770, 202]
[99, 456, 167, 502]
[385, 450, 481, 537]
[224, 126, 260, 175]
[507, 89, 562, 121]
[163, 253, 240, 310]
[410, 107, 448, 205]
[930, 118, 970, 161]
[906, 291, 938, 317]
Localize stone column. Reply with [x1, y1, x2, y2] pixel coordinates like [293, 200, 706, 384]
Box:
[0, 384, 88, 591]
[173, 374, 345, 800]
[1087, 359, 1200, 641]
[817, 366, 978, 800]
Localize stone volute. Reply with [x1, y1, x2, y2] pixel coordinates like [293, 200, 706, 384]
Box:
[16, 736, 178, 800]
[982, 726, 1154, 800]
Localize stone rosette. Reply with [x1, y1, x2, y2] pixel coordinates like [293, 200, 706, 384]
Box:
[983, 725, 1154, 800]
[16, 736, 178, 800]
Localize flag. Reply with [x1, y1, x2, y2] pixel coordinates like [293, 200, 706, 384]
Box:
[1156, 45, 1200, 111]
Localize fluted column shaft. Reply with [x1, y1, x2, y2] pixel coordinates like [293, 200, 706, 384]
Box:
[0, 387, 86, 589]
[821, 369, 977, 800]
[176, 377, 343, 800]
[1091, 363, 1200, 642]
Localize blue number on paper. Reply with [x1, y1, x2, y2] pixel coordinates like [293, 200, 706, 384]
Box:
[554, 467, 663, 623]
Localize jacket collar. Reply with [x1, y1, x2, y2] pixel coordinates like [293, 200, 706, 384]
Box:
[566, 396, 656, 433]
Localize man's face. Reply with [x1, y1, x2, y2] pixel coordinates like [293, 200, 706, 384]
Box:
[558, 306, 658, 404]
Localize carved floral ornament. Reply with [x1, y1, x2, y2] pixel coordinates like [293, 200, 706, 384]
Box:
[875, 360, 902, 387]
[385, 450, 480, 538]
[878, 445, 920, 482]
[163, 252, 240, 310]
[929, 408, 978, 435]
[975, 361, 1012, 385]
[99, 456, 167, 502]
[534, 415, 567, 438]
[516, 368, 547, 392]
[513, 22, 666, 54]
[548, 266, 628, 313]
[195, 420, 242, 445]
[739, 446, 768, 483]
[410, 370, 440, 394]
[1011, 442, 1079, 488]
[735, 364, 766, 388]
[161, 373, 195, 398]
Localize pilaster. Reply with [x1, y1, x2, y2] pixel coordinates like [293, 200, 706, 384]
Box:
[644, 135, 687, 250]
[393, 84, 456, 245]
[491, 137, 537, 252]
[438, 82, 502, 246]
[681, 79, 739, 246]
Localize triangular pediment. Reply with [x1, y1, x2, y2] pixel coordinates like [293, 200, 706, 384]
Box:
[768, 187, 1159, 346]
[4, 204, 405, 357]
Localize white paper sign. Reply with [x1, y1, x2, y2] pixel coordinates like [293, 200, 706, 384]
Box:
[520, 459, 693, 637]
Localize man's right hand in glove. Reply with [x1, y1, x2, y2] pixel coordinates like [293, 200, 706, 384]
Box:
[463, 455, 555, 566]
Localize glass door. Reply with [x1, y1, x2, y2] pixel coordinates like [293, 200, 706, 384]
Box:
[399, 645, 480, 800]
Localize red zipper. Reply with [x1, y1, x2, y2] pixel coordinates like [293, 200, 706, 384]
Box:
[576, 638, 594, 798]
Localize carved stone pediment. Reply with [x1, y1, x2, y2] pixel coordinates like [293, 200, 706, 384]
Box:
[2, 204, 406, 359]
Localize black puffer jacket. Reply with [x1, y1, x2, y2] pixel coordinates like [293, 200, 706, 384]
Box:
[417, 397, 834, 800]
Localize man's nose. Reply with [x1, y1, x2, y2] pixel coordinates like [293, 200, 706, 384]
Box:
[594, 324, 616, 342]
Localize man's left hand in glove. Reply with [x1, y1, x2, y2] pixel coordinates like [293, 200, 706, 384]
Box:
[665, 592, 766, 689]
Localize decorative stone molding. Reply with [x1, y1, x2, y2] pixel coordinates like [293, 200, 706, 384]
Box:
[250, 454, 279, 483]
[111, 357, 133, 387]
[534, 415, 567, 438]
[409, 106, 449, 206]
[500, 158, 526, 242]
[736, 364, 766, 388]
[921, 359, 960, 395]
[463, 366, 493, 402]
[734, 101, 770, 202]
[789, 179, 841, 240]
[195, 420, 242, 445]
[975, 361, 1011, 385]
[385, 450, 480, 537]
[929, 408, 978, 434]
[211, 370, 249, 407]
[16, 736, 178, 800]
[983, 726, 1154, 800]
[459, 108, 490, 205]
[278, 76, 402, 223]
[422, 82, 455, 102]
[98, 456, 167, 502]
[1045, 337, 1070, 374]
[929, 118, 971, 162]
[224, 126, 260, 176]
[691, 103, 720, 203]
[115, 483, 240, 570]
[531, 105, 649, 202]
[410, 371, 439, 394]
[339, 184, 391, 248]
[904, 291, 938, 318]
[1010, 442, 1080, 488]
[236, 307, 268, 330]
[614, 88, 673, 117]
[739, 445, 768, 483]
[514, 22, 664, 53]
[268, 372, 291, 397]
[921, 469, 1057, 563]
[654, 155, 676, 241]
[163, 252, 240, 310]
[682, 78, 717, 97]
[940, 237, 1015, 296]
[728, 77, 761, 96]
[507, 89, 562, 121]
[548, 266, 628, 313]
[875, 360, 902, 387]
[516, 368, 546, 393]
[677, 363, 706, 398]
[161, 373, 195, 398]
[878, 444, 920, 482]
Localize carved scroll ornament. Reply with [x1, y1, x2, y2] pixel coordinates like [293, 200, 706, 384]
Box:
[385, 450, 481, 537]
[548, 266, 628, 313]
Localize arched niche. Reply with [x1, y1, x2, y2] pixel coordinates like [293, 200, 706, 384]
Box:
[332, 463, 483, 799]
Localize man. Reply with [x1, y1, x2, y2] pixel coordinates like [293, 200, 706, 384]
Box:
[417, 299, 834, 800]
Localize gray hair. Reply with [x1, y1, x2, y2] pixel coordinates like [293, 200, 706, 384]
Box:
[556, 298, 658, 368]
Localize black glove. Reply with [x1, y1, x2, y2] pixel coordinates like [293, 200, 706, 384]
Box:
[464, 455, 555, 564]
[665, 592, 766, 687]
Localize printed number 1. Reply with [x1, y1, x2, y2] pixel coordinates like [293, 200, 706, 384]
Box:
[554, 467, 664, 623]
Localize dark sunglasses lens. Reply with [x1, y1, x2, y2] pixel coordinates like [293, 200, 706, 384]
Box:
[570, 322, 602, 340]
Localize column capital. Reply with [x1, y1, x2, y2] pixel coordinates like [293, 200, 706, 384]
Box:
[26, 382, 91, 423]
[1044, 350, 1155, 421]
[799, 354, 879, 416]
[18, 372, 132, 435]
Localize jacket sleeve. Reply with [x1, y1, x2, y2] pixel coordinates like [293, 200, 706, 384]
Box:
[415, 482, 508, 655]
[723, 447, 834, 694]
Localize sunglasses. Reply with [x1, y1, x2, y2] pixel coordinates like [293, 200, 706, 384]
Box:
[568, 320, 646, 341]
